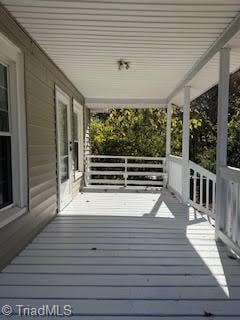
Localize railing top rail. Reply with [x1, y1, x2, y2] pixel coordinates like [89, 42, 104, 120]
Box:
[87, 155, 166, 161]
[168, 155, 183, 164]
[220, 165, 240, 184]
[189, 160, 216, 181]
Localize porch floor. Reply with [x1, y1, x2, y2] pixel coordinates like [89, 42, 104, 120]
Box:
[1, 189, 240, 319]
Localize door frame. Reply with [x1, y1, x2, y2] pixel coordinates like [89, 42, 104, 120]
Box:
[73, 99, 84, 177]
[55, 85, 73, 212]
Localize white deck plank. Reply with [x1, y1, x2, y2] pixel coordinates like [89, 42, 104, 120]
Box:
[1, 189, 240, 318]
[5, 264, 240, 275]
[1, 273, 240, 287]
[32, 238, 221, 245]
[6, 317, 240, 320]
[0, 299, 240, 316]
[18, 249, 230, 258]
[26, 243, 227, 252]
[1, 285, 240, 300]
[12, 256, 239, 266]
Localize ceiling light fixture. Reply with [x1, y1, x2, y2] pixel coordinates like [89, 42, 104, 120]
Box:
[118, 59, 130, 71]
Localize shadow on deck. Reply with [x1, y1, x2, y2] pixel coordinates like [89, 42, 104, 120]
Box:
[0, 189, 240, 319]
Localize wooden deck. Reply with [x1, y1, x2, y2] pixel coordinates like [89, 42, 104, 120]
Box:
[1, 189, 240, 319]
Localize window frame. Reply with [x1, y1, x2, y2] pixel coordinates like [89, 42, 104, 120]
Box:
[73, 99, 84, 180]
[0, 32, 28, 227]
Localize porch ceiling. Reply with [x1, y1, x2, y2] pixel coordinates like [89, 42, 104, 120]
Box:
[2, 0, 240, 108]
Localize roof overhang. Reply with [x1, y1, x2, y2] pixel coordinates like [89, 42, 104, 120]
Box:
[2, 0, 240, 109]
[168, 11, 240, 104]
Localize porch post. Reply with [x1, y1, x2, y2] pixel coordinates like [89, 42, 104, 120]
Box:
[84, 107, 91, 186]
[165, 102, 172, 186]
[215, 48, 231, 238]
[182, 86, 191, 203]
[165, 102, 172, 159]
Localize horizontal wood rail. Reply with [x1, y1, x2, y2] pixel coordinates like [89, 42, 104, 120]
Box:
[85, 155, 167, 188]
[220, 166, 240, 184]
[86, 155, 219, 219]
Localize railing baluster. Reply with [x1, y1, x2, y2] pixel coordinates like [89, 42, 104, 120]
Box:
[199, 173, 203, 207]
[86, 156, 218, 219]
[85, 156, 90, 186]
[188, 160, 216, 217]
[206, 178, 209, 210]
[212, 181, 216, 214]
[124, 157, 128, 187]
[193, 170, 197, 203]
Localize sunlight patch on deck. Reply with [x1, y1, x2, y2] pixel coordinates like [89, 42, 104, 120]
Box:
[60, 189, 177, 217]
[187, 235, 230, 298]
[2, 189, 239, 318]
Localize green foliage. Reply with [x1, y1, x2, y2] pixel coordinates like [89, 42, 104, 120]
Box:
[189, 69, 240, 172]
[190, 85, 218, 172]
[228, 72, 240, 168]
[90, 108, 167, 157]
[171, 106, 183, 156]
[90, 70, 240, 173]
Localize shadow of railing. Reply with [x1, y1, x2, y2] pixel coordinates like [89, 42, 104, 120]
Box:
[2, 189, 239, 317]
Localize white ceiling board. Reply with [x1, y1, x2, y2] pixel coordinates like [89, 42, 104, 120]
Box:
[174, 48, 240, 106]
[3, 0, 240, 9]
[2, 0, 240, 109]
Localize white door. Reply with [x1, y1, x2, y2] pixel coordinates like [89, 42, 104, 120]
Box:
[55, 86, 73, 211]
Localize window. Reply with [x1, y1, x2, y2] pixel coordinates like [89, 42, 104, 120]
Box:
[0, 63, 12, 209]
[73, 111, 79, 172]
[59, 100, 69, 183]
[73, 100, 84, 180]
[0, 33, 27, 226]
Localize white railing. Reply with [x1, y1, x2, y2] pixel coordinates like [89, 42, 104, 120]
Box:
[218, 166, 240, 249]
[167, 155, 183, 197]
[85, 155, 167, 188]
[189, 161, 216, 217]
[85, 154, 217, 217]
[167, 156, 216, 217]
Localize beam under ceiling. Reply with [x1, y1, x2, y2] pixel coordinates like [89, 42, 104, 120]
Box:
[167, 11, 240, 103]
[86, 98, 167, 110]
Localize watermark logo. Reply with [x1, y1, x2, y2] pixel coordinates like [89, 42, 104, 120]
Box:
[1, 304, 72, 317]
[2, 305, 13, 316]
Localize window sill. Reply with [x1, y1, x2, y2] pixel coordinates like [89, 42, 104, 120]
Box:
[0, 206, 27, 229]
[74, 171, 83, 181]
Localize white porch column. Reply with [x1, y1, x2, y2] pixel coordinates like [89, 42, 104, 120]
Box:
[84, 107, 91, 186]
[166, 102, 172, 159]
[165, 102, 172, 187]
[215, 48, 231, 237]
[182, 86, 191, 203]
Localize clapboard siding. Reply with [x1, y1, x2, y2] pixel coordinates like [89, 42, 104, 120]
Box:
[28, 128, 56, 146]
[29, 162, 56, 178]
[27, 93, 55, 113]
[0, 5, 85, 269]
[30, 173, 56, 189]
[26, 73, 54, 104]
[29, 153, 56, 167]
